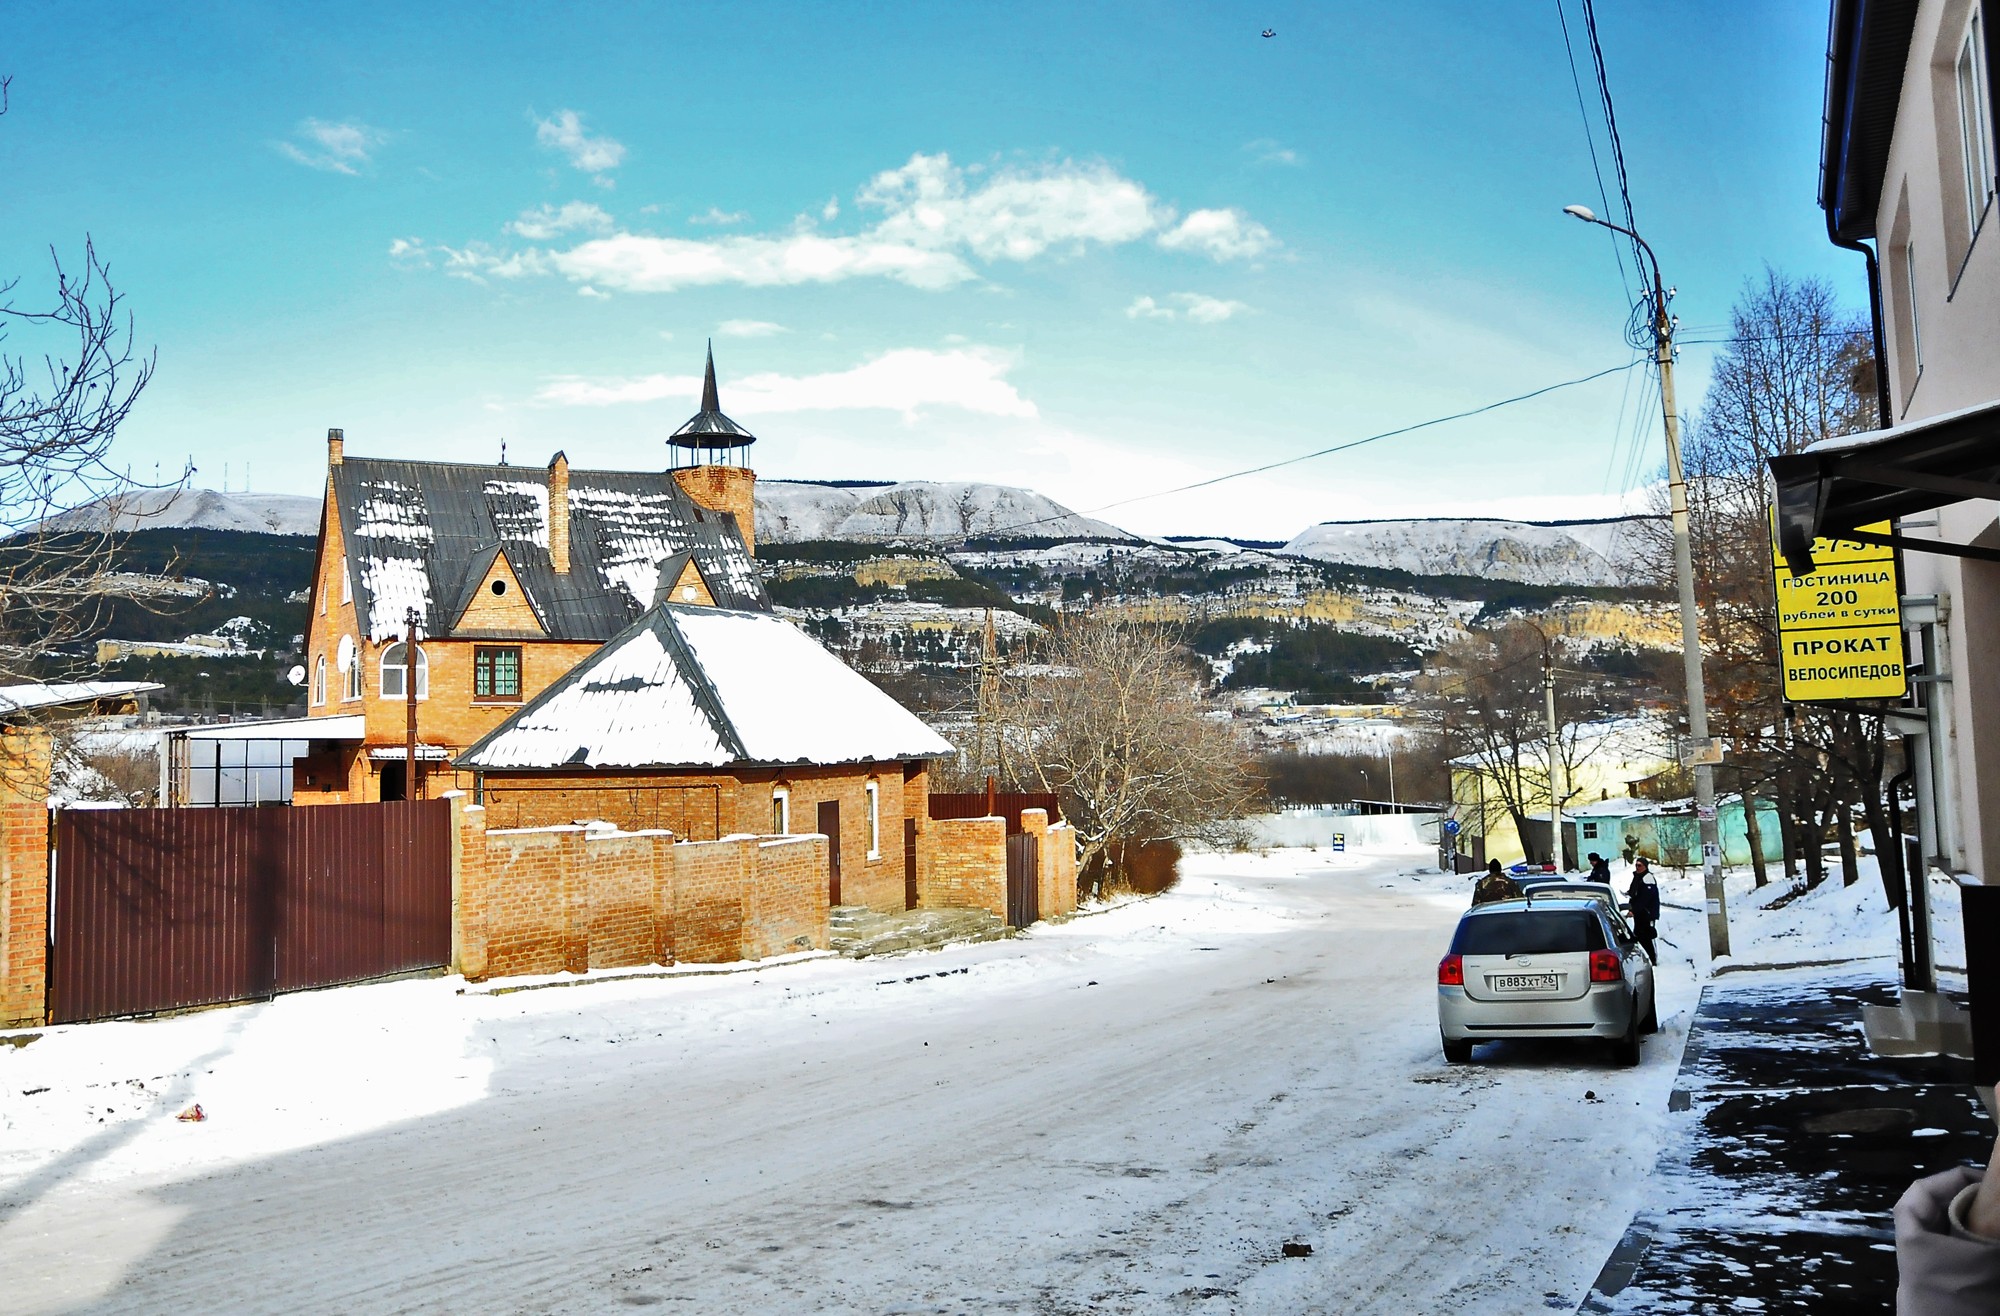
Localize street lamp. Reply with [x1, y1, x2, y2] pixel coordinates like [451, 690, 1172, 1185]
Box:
[1563, 204, 1730, 956]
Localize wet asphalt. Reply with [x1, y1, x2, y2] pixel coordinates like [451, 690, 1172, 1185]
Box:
[1581, 969, 1993, 1314]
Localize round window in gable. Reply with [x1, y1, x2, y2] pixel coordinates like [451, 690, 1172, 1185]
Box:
[491, 579, 507, 596]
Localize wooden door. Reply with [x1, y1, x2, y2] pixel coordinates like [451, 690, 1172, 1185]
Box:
[817, 800, 842, 906]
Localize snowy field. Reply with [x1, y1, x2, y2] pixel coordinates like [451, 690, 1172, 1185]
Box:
[3, 847, 1709, 1314]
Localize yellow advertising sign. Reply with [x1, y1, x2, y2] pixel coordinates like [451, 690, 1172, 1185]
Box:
[1769, 517, 1905, 702]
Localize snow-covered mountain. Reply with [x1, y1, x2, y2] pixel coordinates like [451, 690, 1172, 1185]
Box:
[38, 488, 323, 536]
[1282, 517, 1653, 588]
[756, 480, 1135, 544]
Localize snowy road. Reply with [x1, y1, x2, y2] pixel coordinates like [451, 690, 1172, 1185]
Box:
[0, 850, 1698, 1315]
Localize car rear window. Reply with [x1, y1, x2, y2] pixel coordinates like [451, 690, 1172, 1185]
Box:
[1453, 910, 1606, 956]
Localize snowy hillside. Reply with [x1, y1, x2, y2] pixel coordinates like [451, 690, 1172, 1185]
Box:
[1282, 517, 1652, 588]
[756, 480, 1135, 544]
[38, 488, 323, 537]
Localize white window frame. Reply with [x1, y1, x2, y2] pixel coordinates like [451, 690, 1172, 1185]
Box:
[338, 635, 361, 702]
[378, 643, 429, 701]
[865, 780, 881, 859]
[312, 655, 327, 706]
[1959, 13, 1996, 238]
[772, 787, 790, 835]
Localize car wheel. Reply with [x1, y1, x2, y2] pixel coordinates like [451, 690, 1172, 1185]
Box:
[1442, 1036, 1474, 1064]
[1614, 1010, 1642, 1067]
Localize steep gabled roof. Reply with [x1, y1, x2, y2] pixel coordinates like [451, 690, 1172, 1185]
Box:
[332, 457, 767, 642]
[457, 603, 955, 772]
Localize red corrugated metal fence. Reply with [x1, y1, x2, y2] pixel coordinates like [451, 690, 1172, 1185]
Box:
[49, 800, 451, 1024]
[928, 792, 1062, 835]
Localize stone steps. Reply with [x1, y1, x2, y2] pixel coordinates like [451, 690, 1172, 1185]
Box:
[828, 904, 1014, 958]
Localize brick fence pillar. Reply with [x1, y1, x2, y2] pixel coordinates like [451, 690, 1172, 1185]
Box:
[0, 728, 52, 1028]
[454, 798, 491, 981]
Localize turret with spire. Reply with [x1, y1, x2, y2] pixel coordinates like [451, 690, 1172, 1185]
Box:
[667, 342, 761, 555]
[668, 341, 758, 469]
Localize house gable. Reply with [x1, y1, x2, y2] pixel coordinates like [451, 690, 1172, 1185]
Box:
[452, 547, 547, 637]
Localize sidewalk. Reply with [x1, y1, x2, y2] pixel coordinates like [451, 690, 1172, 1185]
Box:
[1583, 966, 1993, 1313]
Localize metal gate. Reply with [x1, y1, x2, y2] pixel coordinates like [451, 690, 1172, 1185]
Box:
[1005, 832, 1039, 928]
[49, 799, 452, 1024]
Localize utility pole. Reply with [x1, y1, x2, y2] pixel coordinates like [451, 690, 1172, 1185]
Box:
[977, 607, 1001, 783]
[404, 607, 421, 802]
[1564, 204, 1729, 954]
[1544, 645, 1562, 871]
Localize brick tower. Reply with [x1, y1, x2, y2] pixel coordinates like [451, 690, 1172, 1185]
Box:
[668, 342, 759, 555]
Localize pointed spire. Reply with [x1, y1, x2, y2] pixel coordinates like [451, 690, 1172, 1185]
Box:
[668, 342, 758, 462]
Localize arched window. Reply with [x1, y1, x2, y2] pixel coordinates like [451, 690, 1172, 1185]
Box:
[379, 643, 429, 700]
[337, 635, 361, 701]
[771, 787, 790, 835]
[312, 655, 327, 706]
[865, 780, 881, 858]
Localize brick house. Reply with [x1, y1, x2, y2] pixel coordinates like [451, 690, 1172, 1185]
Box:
[298, 349, 765, 803]
[455, 600, 954, 911]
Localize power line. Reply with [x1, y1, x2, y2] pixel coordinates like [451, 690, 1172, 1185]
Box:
[1580, 0, 1645, 282]
[1555, 0, 1635, 299]
[944, 360, 1650, 543]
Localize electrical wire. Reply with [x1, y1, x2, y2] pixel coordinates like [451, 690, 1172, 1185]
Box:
[938, 360, 1651, 544]
[1555, 0, 1635, 300]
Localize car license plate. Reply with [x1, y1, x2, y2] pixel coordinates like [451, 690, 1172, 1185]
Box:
[1492, 973, 1558, 992]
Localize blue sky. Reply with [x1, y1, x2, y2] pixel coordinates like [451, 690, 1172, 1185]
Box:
[2, 1, 1855, 538]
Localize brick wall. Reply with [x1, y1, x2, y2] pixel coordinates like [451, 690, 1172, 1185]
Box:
[671, 465, 758, 555]
[451, 794, 829, 982]
[921, 815, 1007, 917]
[0, 729, 51, 1028]
[1020, 810, 1079, 919]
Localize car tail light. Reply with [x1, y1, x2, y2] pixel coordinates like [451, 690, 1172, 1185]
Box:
[1589, 949, 1623, 983]
[1437, 954, 1464, 986]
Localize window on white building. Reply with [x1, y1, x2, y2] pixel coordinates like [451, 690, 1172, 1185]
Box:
[378, 643, 429, 700]
[866, 781, 881, 858]
[772, 787, 790, 835]
[1958, 13, 1995, 237]
[1905, 239, 1925, 375]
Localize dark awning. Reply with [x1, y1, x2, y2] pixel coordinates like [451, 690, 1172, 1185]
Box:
[1768, 399, 2000, 574]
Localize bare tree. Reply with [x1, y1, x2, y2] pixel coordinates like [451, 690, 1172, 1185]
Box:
[1417, 620, 1628, 866]
[0, 77, 179, 690]
[1001, 613, 1259, 894]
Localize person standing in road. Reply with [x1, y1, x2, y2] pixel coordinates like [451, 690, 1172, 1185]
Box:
[1587, 852, 1612, 883]
[1473, 859, 1521, 906]
[1625, 856, 1660, 962]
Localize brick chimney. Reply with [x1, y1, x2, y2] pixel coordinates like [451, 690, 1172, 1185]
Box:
[548, 451, 571, 574]
[327, 427, 344, 467]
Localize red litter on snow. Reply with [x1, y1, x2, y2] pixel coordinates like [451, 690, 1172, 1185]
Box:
[176, 1104, 206, 1122]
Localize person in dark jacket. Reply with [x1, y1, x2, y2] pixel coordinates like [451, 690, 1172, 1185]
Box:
[1896, 1131, 2000, 1314]
[1472, 859, 1521, 906]
[1586, 852, 1612, 883]
[1625, 856, 1660, 961]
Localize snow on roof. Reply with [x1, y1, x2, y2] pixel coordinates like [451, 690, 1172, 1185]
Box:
[333, 457, 768, 644]
[458, 604, 954, 772]
[166, 714, 365, 742]
[0, 681, 163, 716]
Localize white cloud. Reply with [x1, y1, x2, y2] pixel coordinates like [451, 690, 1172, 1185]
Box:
[861, 153, 1168, 261]
[536, 345, 1037, 421]
[689, 207, 750, 226]
[390, 238, 549, 283]
[509, 201, 613, 240]
[1157, 208, 1277, 260]
[533, 109, 625, 184]
[408, 150, 1275, 295]
[550, 231, 974, 293]
[577, 285, 610, 299]
[717, 319, 788, 338]
[1245, 138, 1300, 166]
[1125, 292, 1251, 323]
[1178, 293, 1250, 323]
[277, 118, 387, 174]
[821, 196, 840, 221]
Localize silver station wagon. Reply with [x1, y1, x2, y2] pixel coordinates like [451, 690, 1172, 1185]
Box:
[1436, 895, 1657, 1066]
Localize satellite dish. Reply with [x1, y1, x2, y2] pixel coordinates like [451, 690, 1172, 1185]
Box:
[286, 665, 307, 687]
